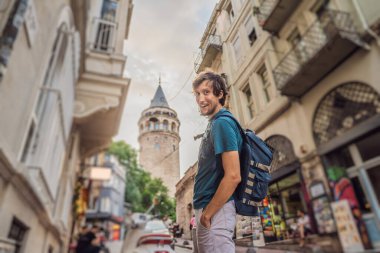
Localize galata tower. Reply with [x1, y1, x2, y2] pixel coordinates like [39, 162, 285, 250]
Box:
[138, 84, 180, 197]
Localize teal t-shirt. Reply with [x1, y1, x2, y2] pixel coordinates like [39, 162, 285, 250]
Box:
[193, 108, 243, 209]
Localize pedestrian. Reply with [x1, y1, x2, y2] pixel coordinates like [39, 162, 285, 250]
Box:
[190, 214, 198, 253]
[82, 225, 101, 253]
[192, 71, 242, 253]
[297, 210, 311, 246]
[76, 225, 90, 253]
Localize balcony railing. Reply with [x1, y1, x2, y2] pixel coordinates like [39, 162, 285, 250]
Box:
[0, 238, 16, 253]
[255, 0, 301, 33]
[194, 34, 222, 73]
[90, 18, 117, 53]
[273, 9, 366, 97]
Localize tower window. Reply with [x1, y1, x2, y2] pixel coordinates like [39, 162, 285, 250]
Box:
[155, 143, 160, 150]
[149, 117, 159, 130]
[171, 122, 176, 132]
[173, 145, 176, 151]
[163, 120, 169, 131]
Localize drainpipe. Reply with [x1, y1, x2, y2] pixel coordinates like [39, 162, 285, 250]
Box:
[352, 0, 380, 46]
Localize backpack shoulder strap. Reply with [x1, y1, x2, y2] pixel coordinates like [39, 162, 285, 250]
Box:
[214, 114, 247, 141]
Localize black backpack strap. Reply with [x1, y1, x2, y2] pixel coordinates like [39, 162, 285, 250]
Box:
[214, 114, 247, 142]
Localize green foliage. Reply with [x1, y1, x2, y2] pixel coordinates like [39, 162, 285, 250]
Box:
[108, 141, 176, 220]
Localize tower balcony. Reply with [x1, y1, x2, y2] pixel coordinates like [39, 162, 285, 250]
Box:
[273, 9, 366, 97]
[255, 0, 301, 34]
[194, 34, 222, 73]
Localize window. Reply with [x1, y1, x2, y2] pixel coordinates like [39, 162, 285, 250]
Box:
[171, 122, 176, 132]
[163, 120, 169, 131]
[149, 118, 158, 130]
[20, 120, 36, 162]
[226, 3, 235, 24]
[101, 0, 118, 22]
[233, 36, 242, 65]
[8, 217, 28, 253]
[100, 197, 111, 212]
[244, 15, 256, 46]
[154, 121, 159, 130]
[154, 143, 160, 150]
[173, 145, 176, 151]
[21, 28, 68, 164]
[311, 0, 329, 18]
[242, 84, 255, 119]
[258, 65, 271, 103]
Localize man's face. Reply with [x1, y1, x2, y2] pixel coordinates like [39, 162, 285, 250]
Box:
[194, 80, 223, 118]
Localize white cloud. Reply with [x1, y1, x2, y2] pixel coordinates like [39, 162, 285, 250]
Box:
[115, 0, 218, 177]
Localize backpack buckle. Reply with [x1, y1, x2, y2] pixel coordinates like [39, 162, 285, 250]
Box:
[250, 160, 271, 172]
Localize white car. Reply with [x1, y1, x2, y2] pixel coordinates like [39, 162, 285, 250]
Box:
[131, 213, 150, 229]
[133, 234, 175, 253]
[143, 220, 170, 235]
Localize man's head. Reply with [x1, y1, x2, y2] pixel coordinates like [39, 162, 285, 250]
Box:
[192, 71, 228, 117]
[91, 225, 99, 233]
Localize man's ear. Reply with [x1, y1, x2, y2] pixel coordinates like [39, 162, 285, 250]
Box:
[218, 91, 224, 99]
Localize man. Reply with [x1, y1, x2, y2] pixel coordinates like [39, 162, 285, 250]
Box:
[297, 209, 311, 246]
[189, 214, 198, 253]
[76, 225, 90, 253]
[192, 71, 242, 253]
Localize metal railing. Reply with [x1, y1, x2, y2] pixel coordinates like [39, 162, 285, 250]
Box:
[0, 238, 16, 253]
[194, 34, 222, 73]
[255, 0, 279, 26]
[90, 18, 117, 53]
[273, 9, 364, 90]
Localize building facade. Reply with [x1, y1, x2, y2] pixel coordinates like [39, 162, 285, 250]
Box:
[138, 85, 181, 197]
[196, 0, 380, 250]
[175, 163, 197, 239]
[0, 0, 133, 252]
[85, 152, 127, 241]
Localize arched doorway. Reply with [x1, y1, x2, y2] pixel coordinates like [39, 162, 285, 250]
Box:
[312, 82, 380, 249]
[257, 135, 302, 242]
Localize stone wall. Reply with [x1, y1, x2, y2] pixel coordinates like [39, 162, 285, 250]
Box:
[175, 163, 197, 239]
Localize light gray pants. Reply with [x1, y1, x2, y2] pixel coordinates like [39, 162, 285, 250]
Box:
[194, 200, 236, 253]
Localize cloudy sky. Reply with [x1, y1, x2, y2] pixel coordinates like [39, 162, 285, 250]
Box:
[115, 0, 219, 177]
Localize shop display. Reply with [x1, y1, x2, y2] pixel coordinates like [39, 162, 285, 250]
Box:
[311, 196, 336, 234]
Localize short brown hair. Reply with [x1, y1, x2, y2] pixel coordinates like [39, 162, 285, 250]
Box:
[192, 71, 228, 106]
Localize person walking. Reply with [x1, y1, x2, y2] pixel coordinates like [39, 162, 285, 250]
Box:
[190, 214, 198, 253]
[192, 71, 242, 253]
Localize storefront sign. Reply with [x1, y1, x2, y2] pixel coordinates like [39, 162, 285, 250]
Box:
[331, 200, 364, 253]
[310, 181, 325, 198]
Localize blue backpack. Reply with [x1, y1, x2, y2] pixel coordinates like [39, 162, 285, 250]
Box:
[215, 115, 273, 216]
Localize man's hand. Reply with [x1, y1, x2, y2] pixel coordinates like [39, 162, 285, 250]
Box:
[200, 212, 211, 229]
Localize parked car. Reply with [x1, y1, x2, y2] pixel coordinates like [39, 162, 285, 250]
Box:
[133, 233, 175, 253]
[144, 220, 170, 235]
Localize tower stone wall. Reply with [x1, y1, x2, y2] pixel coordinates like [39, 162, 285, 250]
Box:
[138, 86, 180, 197]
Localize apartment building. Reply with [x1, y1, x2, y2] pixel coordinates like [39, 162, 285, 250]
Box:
[84, 152, 127, 241]
[196, 0, 380, 249]
[0, 0, 132, 252]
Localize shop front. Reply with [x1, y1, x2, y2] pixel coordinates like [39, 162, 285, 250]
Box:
[259, 135, 311, 242]
[312, 82, 380, 250]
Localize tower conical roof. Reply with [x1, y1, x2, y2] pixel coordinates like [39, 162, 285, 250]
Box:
[150, 85, 170, 108]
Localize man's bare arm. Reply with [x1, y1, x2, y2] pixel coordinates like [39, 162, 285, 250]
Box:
[200, 150, 241, 228]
